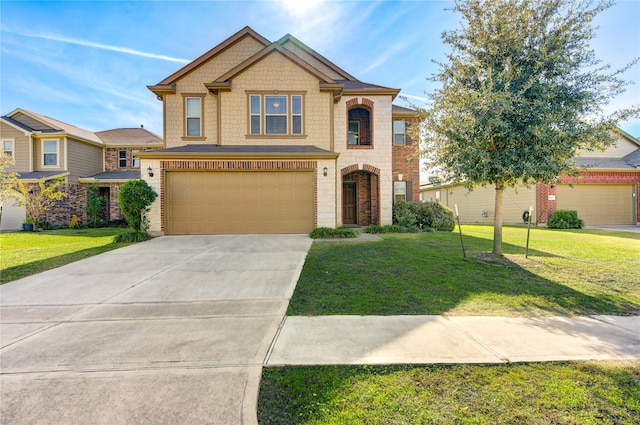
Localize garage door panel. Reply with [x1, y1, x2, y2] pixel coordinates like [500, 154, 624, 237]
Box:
[166, 171, 314, 234]
[557, 184, 635, 225]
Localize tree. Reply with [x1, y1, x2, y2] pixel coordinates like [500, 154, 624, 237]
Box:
[85, 183, 106, 227]
[419, 0, 638, 255]
[0, 154, 16, 202]
[9, 176, 68, 226]
[118, 179, 157, 233]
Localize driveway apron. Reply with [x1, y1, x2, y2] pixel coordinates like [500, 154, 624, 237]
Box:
[0, 234, 312, 425]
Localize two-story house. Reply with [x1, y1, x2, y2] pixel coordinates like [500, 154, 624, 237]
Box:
[0, 109, 162, 230]
[140, 26, 419, 235]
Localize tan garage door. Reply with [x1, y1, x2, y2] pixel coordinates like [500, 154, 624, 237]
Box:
[166, 171, 314, 234]
[556, 184, 636, 225]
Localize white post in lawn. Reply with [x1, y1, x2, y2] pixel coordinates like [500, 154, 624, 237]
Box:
[455, 204, 466, 258]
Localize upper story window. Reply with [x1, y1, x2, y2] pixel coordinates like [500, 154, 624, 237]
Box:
[249, 94, 303, 136]
[118, 150, 127, 168]
[183, 95, 204, 138]
[3, 140, 14, 158]
[132, 150, 140, 168]
[393, 120, 406, 145]
[42, 140, 59, 167]
[347, 105, 372, 147]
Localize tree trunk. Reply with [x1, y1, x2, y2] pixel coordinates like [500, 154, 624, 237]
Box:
[493, 182, 504, 256]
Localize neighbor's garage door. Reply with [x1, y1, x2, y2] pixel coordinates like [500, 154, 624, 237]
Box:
[165, 171, 314, 234]
[556, 184, 635, 225]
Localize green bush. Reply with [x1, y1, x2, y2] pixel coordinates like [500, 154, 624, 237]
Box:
[363, 224, 424, 234]
[114, 231, 153, 243]
[310, 227, 358, 239]
[392, 201, 455, 232]
[547, 209, 584, 229]
[118, 180, 157, 233]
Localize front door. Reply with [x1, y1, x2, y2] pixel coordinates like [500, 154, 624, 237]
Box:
[343, 182, 357, 224]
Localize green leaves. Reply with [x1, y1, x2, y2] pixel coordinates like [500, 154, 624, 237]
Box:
[117, 179, 157, 232]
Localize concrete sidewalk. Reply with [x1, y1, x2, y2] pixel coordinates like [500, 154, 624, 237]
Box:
[267, 315, 640, 365]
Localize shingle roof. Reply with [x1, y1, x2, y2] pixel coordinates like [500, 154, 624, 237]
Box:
[574, 155, 640, 170]
[9, 108, 103, 144]
[87, 171, 141, 180]
[15, 171, 68, 180]
[333, 80, 396, 90]
[392, 105, 417, 113]
[95, 128, 163, 146]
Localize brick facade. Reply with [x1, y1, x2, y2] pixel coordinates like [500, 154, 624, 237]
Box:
[391, 119, 420, 202]
[105, 147, 144, 171]
[536, 171, 640, 223]
[343, 171, 379, 226]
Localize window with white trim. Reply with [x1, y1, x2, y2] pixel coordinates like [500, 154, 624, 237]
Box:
[394, 181, 407, 203]
[42, 140, 58, 167]
[2, 140, 14, 158]
[118, 150, 127, 168]
[185, 96, 202, 137]
[249, 94, 303, 135]
[393, 120, 406, 145]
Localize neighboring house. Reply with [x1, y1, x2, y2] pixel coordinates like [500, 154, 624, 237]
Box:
[140, 26, 419, 235]
[0, 109, 162, 230]
[420, 129, 640, 226]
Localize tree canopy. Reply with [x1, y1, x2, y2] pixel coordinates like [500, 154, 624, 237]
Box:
[419, 0, 638, 254]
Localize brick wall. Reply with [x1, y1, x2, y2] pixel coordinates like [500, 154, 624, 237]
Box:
[343, 171, 379, 226]
[347, 107, 372, 147]
[392, 119, 420, 202]
[105, 147, 145, 171]
[33, 183, 87, 226]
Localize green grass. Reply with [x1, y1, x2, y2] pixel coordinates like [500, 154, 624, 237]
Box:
[259, 361, 640, 425]
[0, 228, 131, 284]
[288, 226, 640, 316]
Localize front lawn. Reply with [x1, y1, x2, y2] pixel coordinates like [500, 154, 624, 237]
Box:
[0, 228, 130, 284]
[259, 361, 640, 425]
[288, 226, 640, 316]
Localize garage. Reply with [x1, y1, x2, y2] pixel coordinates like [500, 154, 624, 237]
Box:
[165, 171, 314, 234]
[556, 184, 636, 225]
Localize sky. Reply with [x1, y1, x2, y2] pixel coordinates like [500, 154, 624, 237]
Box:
[1, 0, 639, 143]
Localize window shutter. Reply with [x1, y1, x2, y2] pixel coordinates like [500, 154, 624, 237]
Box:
[405, 121, 412, 145]
[406, 180, 413, 201]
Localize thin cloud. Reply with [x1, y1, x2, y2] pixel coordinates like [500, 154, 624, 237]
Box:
[14, 31, 190, 64]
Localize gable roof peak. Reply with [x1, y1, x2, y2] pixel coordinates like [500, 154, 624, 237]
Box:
[276, 33, 357, 81]
[157, 26, 271, 85]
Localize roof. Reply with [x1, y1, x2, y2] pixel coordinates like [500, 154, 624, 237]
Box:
[83, 171, 141, 181]
[574, 157, 637, 170]
[149, 26, 401, 100]
[6, 108, 103, 145]
[15, 171, 69, 181]
[137, 144, 339, 160]
[95, 127, 163, 147]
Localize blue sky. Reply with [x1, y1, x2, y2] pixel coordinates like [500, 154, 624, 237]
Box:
[1, 0, 639, 139]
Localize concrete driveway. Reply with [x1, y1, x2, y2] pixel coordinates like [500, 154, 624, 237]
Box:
[0, 235, 312, 425]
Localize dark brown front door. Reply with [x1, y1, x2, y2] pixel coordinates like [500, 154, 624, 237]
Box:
[343, 182, 357, 224]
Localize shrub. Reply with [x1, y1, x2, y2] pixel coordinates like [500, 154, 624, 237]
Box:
[310, 227, 358, 239]
[547, 209, 584, 229]
[392, 201, 455, 232]
[364, 224, 418, 234]
[392, 201, 416, 227]
[118, 180, 157, 233]
[114, 231, 153, 243]
[85, 183, 106, 228]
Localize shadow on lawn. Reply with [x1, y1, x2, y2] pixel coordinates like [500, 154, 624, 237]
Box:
[0, 244, 123, 285]
[287, 233, 639, 317]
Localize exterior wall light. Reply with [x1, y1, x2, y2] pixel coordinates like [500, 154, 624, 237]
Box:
[147, 166, 154, 178]
[323, 167, 328, 177]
